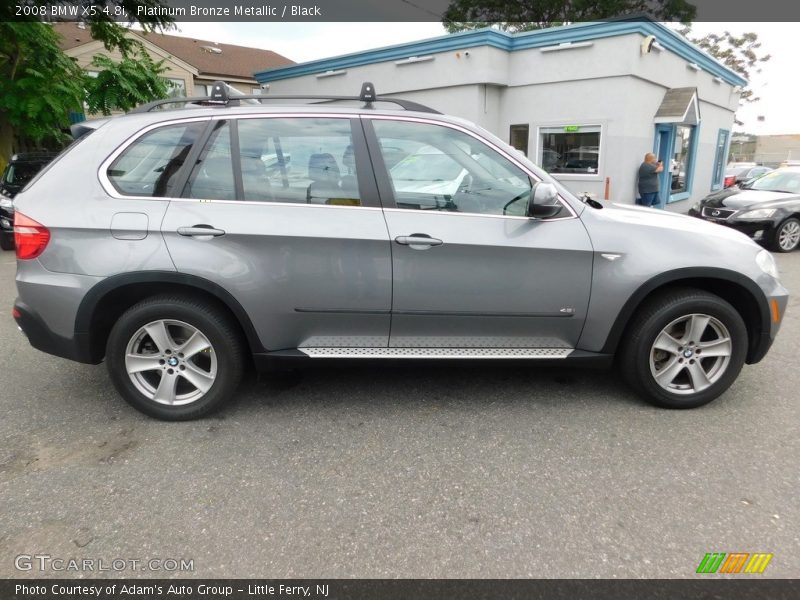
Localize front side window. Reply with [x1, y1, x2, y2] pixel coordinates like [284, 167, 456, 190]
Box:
[372, 119, 534, 217]
[237, 118, 361, 205]
[107, 121, 205, 197]
[540, 126, 601, 175]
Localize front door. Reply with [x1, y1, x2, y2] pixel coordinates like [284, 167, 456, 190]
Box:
[365, 117, 593, 350]
[654, 124, 675, 209]
[161, 115, 392, 351]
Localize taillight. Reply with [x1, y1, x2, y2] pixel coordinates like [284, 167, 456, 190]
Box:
[14, 212, 50, 260]
[724, 176, 736, 187]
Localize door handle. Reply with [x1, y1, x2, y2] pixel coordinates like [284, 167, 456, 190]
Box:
[394, 234, 443, 248]
[177, 225, 226, 238]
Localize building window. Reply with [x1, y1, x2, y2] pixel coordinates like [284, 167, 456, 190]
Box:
[670, 124, 696, 196]
[539, 125, 601, 175]
[711, 129, 730, 190]
[509, 125, 529, 156]
[165, 78, 186, 98]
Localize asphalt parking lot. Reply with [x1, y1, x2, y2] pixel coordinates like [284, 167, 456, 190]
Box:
[0, 250, 798, 579]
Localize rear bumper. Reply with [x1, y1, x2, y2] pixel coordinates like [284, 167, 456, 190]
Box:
[13, 299, 94, 364]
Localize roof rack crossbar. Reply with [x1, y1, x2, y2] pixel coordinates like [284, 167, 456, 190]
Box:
[130, 82, 441, 115]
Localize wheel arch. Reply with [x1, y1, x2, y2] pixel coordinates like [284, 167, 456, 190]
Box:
[601, 267, 770, 364]
[75, 271, 264, 364]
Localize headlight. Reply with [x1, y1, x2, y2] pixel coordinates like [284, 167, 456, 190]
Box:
[736, 208, 776, 219]
[0, 198, 12, 210]
[691, 202, 701, 212]
[756, 249, 780, 280]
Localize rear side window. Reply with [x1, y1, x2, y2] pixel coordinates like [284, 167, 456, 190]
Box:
[235, 117, 361, 205]
[107, 121, 205, 197]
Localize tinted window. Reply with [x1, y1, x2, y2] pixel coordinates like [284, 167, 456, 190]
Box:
[3, 162, 43, 186]
[108, 122, 205, 197]
[540, 126, 600, 174]
[185, 121, 235, 201]
[372, 120, 533, 216]
[236, 118, 361, 205]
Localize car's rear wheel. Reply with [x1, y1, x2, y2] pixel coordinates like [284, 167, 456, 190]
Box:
[106, 296, 244, 420]
[0, 231, 14, 251]
[620, 288, 747, 409]
[771, 217, 800, 252]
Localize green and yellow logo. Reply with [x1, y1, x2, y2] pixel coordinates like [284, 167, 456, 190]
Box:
[696, 552, 773, 574]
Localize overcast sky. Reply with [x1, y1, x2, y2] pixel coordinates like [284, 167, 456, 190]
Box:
[168, 22, 796, 135]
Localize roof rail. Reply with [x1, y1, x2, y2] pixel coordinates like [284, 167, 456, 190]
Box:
[129, 81, 441, 115]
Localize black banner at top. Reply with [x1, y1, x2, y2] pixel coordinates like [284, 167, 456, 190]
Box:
[3, 0, 800, 23]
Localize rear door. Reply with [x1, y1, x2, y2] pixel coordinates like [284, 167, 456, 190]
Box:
[364, 116, 593, 350]
[161, 115, 392, 351]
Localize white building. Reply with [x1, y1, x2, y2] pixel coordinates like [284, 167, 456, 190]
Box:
[254, 20, 745, 211]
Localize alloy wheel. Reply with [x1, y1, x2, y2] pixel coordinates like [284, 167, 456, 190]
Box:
[649, 313, 732, 396]
[124, 319, 217, 406]
[778, 220, 800, 251]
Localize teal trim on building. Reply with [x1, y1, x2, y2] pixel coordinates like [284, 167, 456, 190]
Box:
[254, 19, 747, 88]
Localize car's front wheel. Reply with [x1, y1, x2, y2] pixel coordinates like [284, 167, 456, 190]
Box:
[106, 296, 244, 420]
[771, 217, 800, 253]
[620, 289, 747, 409]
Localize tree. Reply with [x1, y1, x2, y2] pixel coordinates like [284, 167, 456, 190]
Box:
[0, 22, 86, 165]
[0, 1, 175, 168]
[443, 0, 696, 33]
[85, 50, 169, 116]
[679, 28, 770, 104]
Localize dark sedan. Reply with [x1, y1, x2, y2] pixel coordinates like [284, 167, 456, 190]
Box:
[1, 152, 58, 250]
[689, 167, 800, 252]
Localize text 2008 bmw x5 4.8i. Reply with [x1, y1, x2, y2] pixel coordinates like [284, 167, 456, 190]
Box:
[11, 84, 789, 420]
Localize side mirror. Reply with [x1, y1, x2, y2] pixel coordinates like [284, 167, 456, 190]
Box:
[527, 182, 562, 219]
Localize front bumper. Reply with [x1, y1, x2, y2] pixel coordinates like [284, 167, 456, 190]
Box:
[688, 210, 776, 243]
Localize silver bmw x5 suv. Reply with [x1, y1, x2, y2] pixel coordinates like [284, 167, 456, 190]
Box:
[11, 83, 789, 420]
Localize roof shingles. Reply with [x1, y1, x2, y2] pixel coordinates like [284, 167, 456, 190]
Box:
[52, 22, 293, 80]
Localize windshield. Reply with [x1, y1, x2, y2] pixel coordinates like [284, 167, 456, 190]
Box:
[749, 170, 800, 193]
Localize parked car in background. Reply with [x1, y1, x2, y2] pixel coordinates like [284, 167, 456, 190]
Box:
[10, 83, 788, 420]
[723, 164, 772, 188]
[689, 167, 800, 252]
[779, 159, 800, 168]
[1, 152, 58, 250]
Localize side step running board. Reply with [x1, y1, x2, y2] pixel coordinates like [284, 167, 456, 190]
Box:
[295, 347, 573, 359]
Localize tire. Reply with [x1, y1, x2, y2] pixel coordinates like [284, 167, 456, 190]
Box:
[619, 288, 747, 409]
[771, 217, 800, 253]
[106, 295, 244, 420]
[0, 231, 13, 251]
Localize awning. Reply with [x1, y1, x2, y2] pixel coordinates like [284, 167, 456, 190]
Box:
[654, 87, 700, 125]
